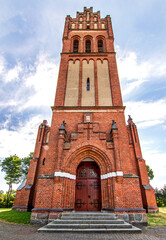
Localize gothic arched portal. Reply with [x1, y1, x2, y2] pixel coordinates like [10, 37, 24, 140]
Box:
[75, 159, 101, 211]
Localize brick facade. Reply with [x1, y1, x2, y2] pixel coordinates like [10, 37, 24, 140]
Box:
[13, 7, 158, 224]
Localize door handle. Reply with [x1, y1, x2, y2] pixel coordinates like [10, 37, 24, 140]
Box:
[88, 195, 91, 198]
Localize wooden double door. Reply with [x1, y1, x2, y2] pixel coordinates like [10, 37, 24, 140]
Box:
[75, 161, 101, 211]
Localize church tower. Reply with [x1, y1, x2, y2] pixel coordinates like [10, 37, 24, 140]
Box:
[13, 7, 158, 225]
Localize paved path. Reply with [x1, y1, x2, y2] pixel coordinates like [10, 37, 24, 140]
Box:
[0, 221, 166, 240]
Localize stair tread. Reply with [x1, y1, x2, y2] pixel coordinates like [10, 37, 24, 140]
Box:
[51, 220, 124, 223]
[62, 213, 116, 216]
[48, 223, 131, 226]
[38, 226, 141, 232]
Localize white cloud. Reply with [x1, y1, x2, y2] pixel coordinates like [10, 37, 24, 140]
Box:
[144, 151, 166, 189]
[137, 120, 164, 128]
[0, 53, 59, 111]
[0, 115, 42, 158]
[0, 100, 18, 108]
[5, 62, 23, 82]
[117, 49, 152, 81]
[122, 79, 146, 96]
[116, 47, 166, 189]
[125, 98, 166, 128]
[116, 46, 166, 96]
[0, 56, 23, 83]
[21, 53, 59, 109]
[0, 55, 6, 75]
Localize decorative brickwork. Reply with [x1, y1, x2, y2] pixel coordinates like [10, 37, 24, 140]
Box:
[13, 7, 158, 224]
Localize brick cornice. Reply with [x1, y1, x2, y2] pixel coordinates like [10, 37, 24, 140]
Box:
[61, 52, 116, 56]
[52, 106, 125, 111]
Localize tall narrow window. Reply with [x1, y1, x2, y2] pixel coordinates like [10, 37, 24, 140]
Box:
[73, 40, 79, 53]
[42, 158, 46, 165]
[87, 78, 90, 91]
[98, 40, 103, 52]
[86, 40, 91, 53]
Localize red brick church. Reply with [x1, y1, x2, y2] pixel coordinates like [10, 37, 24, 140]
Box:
[13, 7, 158, 224]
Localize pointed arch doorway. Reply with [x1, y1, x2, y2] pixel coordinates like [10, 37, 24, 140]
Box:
[75, 159, 101, 211]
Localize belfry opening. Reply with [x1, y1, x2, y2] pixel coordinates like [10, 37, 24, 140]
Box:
[13, 7, 158, 226]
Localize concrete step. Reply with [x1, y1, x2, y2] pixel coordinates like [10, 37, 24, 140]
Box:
[38, 226, 142, 233]
[61, 212, 117, 220]
[62, 212, 116, 216]
[45, 223, 132, 229]
[62, 212, 116, 217]
[51, 219, 124, 224]
[61, 216, 117, 220]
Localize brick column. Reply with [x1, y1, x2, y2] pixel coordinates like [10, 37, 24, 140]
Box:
[51, 122, 66, 210]
[94, 59, 98, 106]
[111, 120, 123, 183]
[128, 116, 142, 158]
[78, 59, 82, 106]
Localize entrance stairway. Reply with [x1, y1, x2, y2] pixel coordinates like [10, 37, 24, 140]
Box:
[38, 212, 141, 233]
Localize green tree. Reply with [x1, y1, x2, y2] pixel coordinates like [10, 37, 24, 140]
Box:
[155, 185, 166, 207]
[1, 153, 33, 207]
[1, 155, 21, 207]
[20, 152, 33, 180]
[0, 190, 4, 207]
[0, 190, 4, 197]
[146, 165, 154, 181]
[1, 155, 22, 193]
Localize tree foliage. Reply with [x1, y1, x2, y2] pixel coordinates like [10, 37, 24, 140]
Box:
[1, 155, 22, 192]
[20, 152, 33, 180]
[1, 153, 33, 193]
[155, 185, 166, 207]
[0, 190, 16, 208]
[146, 165, 154, 181]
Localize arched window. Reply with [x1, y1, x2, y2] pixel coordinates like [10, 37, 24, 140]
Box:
[73, 40, 79, 53]
[42, 158, 46, 166]
[86, 40, 91, 53]
[87, 78, 90, 91]
[98, 40, 103, 52]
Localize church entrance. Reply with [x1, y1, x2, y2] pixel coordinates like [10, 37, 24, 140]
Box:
[75, 160, 101, 211]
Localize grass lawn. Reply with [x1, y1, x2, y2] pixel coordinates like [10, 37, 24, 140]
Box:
[160, 207, 166, 214]
[0, 208, 11, 212]
[147, 208, 166, 226]
[0, 208, 31, 224]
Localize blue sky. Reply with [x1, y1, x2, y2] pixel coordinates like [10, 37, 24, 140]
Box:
[0, 0, 166, 192]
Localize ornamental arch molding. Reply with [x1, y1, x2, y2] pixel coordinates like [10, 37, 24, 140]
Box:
[62, 144, 112, 176]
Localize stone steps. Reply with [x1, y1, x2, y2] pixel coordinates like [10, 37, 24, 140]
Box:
[61, 212, 117, 220]
[45, 223, 132, 229]
[38, 212, 141, 233]
[47, 219, 124, 224]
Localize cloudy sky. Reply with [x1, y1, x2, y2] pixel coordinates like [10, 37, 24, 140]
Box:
[0, 0, 166, 192]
